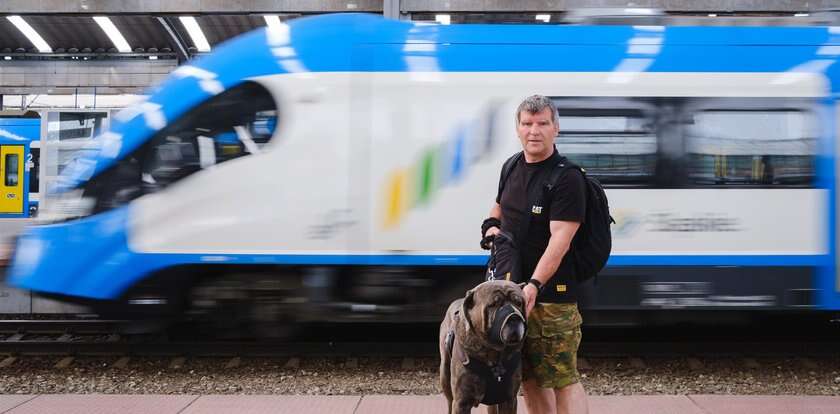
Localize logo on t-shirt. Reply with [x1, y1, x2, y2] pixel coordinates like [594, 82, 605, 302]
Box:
[531, 205, 543, 214]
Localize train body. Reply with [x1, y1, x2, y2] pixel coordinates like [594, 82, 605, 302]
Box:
[0, 111, 39, 218]
[6, 14, 840, 326]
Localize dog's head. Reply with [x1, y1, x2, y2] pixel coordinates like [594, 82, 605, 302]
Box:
[462, 280, 526, 348]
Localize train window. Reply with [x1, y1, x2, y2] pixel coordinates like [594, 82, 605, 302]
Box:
[5, 154, 18, 186]
[82, 82, 277, 214]
[686, 110, 817, 186]
[554, 107, 657, 186]
[28, 148, 39, 194]
[142, 82, 277, 191]
[48, 112, 109, 176]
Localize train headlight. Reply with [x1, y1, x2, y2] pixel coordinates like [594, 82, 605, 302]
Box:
[11, 236, 42, 275]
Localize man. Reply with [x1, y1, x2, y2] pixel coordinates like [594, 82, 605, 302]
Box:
[483, 95, 589, 414]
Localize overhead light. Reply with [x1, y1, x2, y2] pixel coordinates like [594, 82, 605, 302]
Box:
[93, 16, 131, 53]
[149, 55, 158, 60]
[3, 56, 10, 61]
[435, 14, 451, 25]
[179, 16, 211, 52]
[708, 13, 717, 17]
[535, 14, 551, 23]
[6, 16, 52, 53]
[794, 13, 809, 17]
[264, 15, 283, 30]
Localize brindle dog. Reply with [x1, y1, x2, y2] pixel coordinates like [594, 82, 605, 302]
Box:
[439, 280, 527, 414]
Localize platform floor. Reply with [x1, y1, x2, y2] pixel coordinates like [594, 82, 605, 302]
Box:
[0, 394, 838, 414]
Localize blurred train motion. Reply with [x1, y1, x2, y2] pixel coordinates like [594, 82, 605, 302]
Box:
[5, 13, 840, 333]
[0, 109, 116, 313]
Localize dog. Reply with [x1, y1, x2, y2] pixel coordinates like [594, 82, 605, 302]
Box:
[439, 280, 527, 414]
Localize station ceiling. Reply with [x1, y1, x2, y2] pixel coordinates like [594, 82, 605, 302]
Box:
[0, 14, 292, 60]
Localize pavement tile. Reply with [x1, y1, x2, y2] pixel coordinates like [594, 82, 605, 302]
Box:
[5, 394, 198, 414]
[356, 395, 447, 414]
[181, 395, 361, 414]
[0, 395, 37, 413]
[690, 395, 840, 414]
[590, 395, 706, 414]
[4, 394, 840, 414]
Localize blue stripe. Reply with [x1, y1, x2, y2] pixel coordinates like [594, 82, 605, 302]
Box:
[138, 253, 828, 267]
[8, 203, 825, 301]
[607, 255, 824, 267]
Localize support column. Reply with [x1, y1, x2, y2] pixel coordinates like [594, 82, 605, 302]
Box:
[383, 0, 402, 20]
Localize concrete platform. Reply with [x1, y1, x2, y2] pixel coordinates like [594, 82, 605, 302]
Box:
[0, 394, 838, 414]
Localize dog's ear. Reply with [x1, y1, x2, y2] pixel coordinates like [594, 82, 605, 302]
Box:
[464, 288, 476, 310]
[517, 282, 526, 290]
[462, 288, 477, 332]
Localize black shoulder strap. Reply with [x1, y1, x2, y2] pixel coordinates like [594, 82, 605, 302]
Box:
[497, 151, 523, 199]
[546, 156, 580, 193]
[546, 162, 566, 194]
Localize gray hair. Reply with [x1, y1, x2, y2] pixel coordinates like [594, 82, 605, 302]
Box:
[515, 95, 559, 125]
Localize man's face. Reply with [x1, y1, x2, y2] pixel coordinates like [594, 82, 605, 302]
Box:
[516, 107, 558, 160]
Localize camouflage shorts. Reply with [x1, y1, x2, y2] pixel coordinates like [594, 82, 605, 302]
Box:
[522, 303, 583, 389]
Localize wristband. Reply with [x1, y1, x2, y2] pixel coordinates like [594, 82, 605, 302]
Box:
[527, 278, 543, 293]
[481, 217, 502, 238]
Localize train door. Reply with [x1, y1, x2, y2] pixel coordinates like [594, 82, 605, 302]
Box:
[0, 145, 24, 214]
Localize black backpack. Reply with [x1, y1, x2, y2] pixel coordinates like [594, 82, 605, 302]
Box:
[497, 151, 614, 282]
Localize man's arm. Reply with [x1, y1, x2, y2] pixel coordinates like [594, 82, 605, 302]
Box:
[489, 203, 501, 219]
[484, 203, 502, 238]
[523, 220, 580, 314]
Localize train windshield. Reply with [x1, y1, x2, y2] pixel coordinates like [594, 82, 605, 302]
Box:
[41, 81, 278, 223]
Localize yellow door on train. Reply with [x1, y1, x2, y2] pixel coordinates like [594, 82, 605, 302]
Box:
[0, 145, 24, 214]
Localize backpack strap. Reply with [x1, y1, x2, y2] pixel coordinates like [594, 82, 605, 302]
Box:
[497, 151, 523, 199]
[540, 154, 580, 206]
[548, 157, 604, 285]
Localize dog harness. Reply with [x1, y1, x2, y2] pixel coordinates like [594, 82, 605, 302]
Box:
[446, 310, 522, 406]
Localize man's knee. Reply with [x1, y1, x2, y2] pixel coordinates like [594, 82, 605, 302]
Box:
[522, 380, 555, 411]
[554, 382, 588, 414]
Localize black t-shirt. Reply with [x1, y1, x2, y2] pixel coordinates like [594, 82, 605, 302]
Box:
[495, 149, 586, 303]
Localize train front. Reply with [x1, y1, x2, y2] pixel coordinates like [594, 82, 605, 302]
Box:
[1, 22, 292, 312]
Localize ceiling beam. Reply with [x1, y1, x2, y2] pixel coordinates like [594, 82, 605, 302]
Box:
[156, 17, 190, 64]
[0, 0, 382, 14]
[400, 0, 836, 12]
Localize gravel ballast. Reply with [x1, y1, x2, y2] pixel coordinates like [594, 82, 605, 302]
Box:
[0, 356, 837, 395]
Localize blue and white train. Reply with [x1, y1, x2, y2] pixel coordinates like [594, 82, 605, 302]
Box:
[0, 111, 39, 219]
[6, 14, 840, 327]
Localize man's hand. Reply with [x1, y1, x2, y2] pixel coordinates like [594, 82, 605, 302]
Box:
[523, 283, 538, 317]
[484, 226, 500, 239]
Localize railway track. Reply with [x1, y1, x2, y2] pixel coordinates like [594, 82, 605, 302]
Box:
[0, 319, 836, 358]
